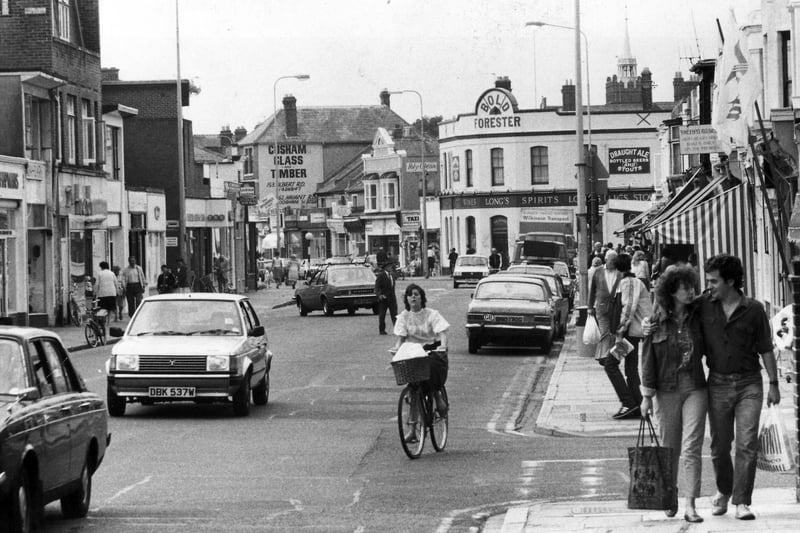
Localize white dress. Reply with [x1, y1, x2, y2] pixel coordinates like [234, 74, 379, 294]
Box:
[393, 308, 449, 345]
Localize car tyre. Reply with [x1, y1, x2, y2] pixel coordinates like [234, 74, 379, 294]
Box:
[107, 389, 126, 417]
[347, 307, 356, 315]
[252, 372, 269, 406]
[468, 331, 480, 354]
[322, 298, 334, 316]
[233, 374, 251, 416]
[10, 466, 35, 533]
[297, 298, 309, 316]
[61, 452, 93, 518]
[542, 332, 553, 353]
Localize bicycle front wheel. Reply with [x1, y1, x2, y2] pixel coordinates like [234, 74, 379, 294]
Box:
[84, 322, 101, 348]
[430, 386, 449, 452]
[398, 386, 424, 459]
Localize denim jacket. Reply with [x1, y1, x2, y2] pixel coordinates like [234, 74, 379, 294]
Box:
[640, 302, 706, 397]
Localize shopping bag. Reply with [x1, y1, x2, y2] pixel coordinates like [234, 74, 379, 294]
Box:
[627, 416, 676, 510]
[756, 404, 795, 472]
[583, 314, 601, 344]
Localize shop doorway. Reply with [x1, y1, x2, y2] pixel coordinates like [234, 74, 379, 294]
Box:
[490, 215, 509, 267]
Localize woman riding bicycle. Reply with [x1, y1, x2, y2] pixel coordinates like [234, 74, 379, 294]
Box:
[391, 283, 450, 442]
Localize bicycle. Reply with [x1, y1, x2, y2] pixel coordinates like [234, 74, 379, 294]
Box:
[84, 300, 108, 348]
[68, 282, 86, 326]
[391, 349, 449, 459]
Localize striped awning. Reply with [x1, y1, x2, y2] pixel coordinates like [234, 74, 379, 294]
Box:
[648, 183, 755, 295]
[642, 174, 727, 233]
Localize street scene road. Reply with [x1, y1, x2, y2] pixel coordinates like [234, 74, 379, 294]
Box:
[33, 279, 795, 532]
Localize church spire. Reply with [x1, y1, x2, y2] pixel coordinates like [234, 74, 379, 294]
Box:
[617, 6, 637, 83]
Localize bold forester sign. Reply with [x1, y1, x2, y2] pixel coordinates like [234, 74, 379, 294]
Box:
[608, 147, 650, 174]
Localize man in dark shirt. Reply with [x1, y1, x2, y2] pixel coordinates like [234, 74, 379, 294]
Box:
[488, 248, 502, 273]
[374, 262, 397, 335]
[699, 254, 780, 521]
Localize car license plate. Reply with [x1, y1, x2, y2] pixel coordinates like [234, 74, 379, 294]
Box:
[148, 386, 195, 398]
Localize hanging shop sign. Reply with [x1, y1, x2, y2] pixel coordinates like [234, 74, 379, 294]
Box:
[608, 147, 650, 174]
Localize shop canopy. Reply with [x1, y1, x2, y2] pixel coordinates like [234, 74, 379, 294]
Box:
[646, 182, 757, 295]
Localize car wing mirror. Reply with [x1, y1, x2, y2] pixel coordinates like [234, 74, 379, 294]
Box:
[249, 325, 265, 337]
[109, 326, 125, 337]
[15, 386, 40, 402]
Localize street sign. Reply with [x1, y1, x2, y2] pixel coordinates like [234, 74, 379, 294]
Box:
[679, 125, 722, 154]
[405, 161, 439, 173]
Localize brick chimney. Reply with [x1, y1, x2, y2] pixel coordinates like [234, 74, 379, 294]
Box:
[282, 95, 298, 137]
[380, 89, 391, 107]
[672, 71, 698, 103]
[219, 125, 233, 146]
[641, 68, 653, 111]
[234, 126, 248, 142]
[102, 67, 120, 81]
[561, 80, 575, 112]
[495, 76, 512, 91]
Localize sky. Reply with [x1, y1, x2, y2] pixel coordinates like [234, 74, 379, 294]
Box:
[99, 0, 761, 135]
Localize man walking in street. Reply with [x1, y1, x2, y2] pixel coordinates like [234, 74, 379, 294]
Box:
[374, 261, 397, 335]
[175, 258, 192, 294]
[699, 254, 780, 521]
[448, 248, 458, 277]
[489, 248, 502, 274]
[121, 256, 147, 318]
[94, 261, 118, 336]
[426, 246, 435, 278]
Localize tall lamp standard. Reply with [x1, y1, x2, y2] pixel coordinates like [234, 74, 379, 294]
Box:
[525, 12, 591, 306]
[389, 89, 427, 277]
[273, 74, 310, 258]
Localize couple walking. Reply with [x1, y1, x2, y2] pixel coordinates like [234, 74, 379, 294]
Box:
[594, 253, 780, 522]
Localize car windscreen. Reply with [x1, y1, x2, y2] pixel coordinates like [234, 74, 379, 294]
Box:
[475, 281, 545, 301]
[522, 241, 564, 258]
[553, 264, 570, 277]
[508, 265, 552, 275]
[457, 256, 488, 267]
[328, 268, 375, 284]
[0, 339, 27, 395]
[127, 300, 243, 336]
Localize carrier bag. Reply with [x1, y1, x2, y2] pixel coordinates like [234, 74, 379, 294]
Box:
[756, 404, 795, 472]
[627, 415, 676, 510]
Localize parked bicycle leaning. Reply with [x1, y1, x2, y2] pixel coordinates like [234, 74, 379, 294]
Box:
[391, 283, 450, 442]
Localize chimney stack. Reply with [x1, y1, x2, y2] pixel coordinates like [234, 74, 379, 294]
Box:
[380, 89, 391, 107]
[641, 68, 652, 111]
[101, 67, 120, 81]
[561, 80, 576, 112]
[282, 95, 298, 137]
[219, 125, 233, 146]
[494, 76, 512, 91]
[234, 126, 248, 142]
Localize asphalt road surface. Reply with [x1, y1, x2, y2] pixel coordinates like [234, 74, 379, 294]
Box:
[39, 278, 794, 532]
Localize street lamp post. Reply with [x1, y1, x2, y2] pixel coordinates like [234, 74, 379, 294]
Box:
[525, 11, 591, 306]
[389, 90, 427, 277]
[273, 74, 310, 259]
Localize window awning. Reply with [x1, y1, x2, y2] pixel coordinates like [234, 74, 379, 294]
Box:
[344, 219, 364, 232]
[641, 170, 726, 233]
[646, 183, 757, 295]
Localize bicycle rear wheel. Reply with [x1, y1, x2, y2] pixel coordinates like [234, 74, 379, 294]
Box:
[398, 386, 424, 459]
[430, 386, 449, 452]
[84, 322, 101, 348]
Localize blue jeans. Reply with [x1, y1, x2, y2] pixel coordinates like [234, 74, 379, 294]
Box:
[653, 371, 708, 498]
[707, 371, 763, 505]
[600, 336, 642, 408]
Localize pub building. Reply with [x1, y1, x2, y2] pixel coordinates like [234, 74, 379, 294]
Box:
[437, 34, 696, 261]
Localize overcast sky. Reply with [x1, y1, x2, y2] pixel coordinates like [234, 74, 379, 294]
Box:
[99, 0, 760, 135]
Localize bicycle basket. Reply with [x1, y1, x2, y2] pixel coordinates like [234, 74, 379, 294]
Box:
[391, 356, 430, 386]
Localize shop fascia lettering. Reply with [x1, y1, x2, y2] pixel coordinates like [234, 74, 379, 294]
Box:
[473, 88, 521, 130]
[443, 189, 653, 209]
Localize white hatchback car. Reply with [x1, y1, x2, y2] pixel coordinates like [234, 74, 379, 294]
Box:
[106, 293, 272, 417]
[452, 255, 490, 288]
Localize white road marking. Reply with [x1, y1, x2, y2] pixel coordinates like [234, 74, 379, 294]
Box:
[346, 488, 362, 508]
[93, 475, 152, 511]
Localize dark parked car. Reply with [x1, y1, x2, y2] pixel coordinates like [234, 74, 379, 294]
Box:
[465, 276, 558, 353]
[294, 264, 379, 316]
[503, 266, 570, 337]
[0, 327, 110, 532]
[107, 293, 272, 417]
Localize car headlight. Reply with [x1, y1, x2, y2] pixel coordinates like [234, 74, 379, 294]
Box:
[115, 354, 139, 371]
[206, 355, 230, 372]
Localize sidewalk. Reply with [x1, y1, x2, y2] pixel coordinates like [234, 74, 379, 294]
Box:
[482, 325, 800, 532]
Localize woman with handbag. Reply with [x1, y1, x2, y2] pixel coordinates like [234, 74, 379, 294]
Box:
[640, 264, 707, 522]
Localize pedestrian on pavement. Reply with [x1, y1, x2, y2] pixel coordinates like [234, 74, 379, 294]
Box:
[632, 250, 651, 290]
[640, 264, 707, 522]
[111, 265, 125, 321]
[590, 241, 604, 268]
[94, 261, 118, 337]
[391, 283, 450, 441]
[214, 254, 230, 292]
[699, 254, 780, 521]
[174, 257, 192, 294]
[606, 253, 649, 420]
[376, 247, 388, 267]
[120, 256, 147, 318]
[489, 248, 502, 274]
[375, 261, 398, 335]
[587, 256, 603, 296]
[286, 254, 301, 289]
[426, 246, 435, 278]
[448, 248, 458, 277]
[157, 264, 177, 294]
[271, 254, 284, 288]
